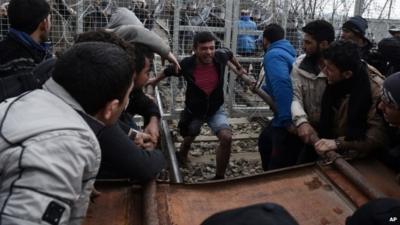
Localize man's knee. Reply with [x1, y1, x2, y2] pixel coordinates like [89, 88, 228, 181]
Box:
[217, 128, 232, 145]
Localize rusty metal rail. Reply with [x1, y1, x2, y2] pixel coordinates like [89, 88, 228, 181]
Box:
[325, 151, 387, 199]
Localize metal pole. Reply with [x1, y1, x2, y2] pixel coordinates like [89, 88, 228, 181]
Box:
[155, 86, 183, 183]
[227, 0, 240, 114]
[325, 151, 386, 199]
[354, 0, 364, 16]
[308, 136, 386, 199]
[143, 180, 159, 225]
[76, 0, 84, 33]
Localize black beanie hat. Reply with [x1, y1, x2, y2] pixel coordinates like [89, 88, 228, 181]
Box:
[201, 203, 299, 225]
[8, 0, 50, 34]
[382, 72, 400, 109]
[342, 16, 368, 37]
[346, 198, 400, 225]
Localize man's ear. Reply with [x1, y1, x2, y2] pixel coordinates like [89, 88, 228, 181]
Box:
[343, 70, 353, 79]
[95, 99, 120, 123]
[319, 40, 329, 49]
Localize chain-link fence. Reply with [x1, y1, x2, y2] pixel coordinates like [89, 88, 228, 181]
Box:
[0, 0, 399, 118]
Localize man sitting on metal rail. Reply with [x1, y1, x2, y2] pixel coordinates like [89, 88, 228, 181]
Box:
[257, 23, 301, 170]
[106, 7, 181, 147]
[73, 30, 167, 180]
[377, 71, 400, 174]
[148, 31, 247, 179]
[0, 0, 53, 101]
[314, 41, 386, 157]
[290, 20, 335, 163]
[0, 42, 133, 225]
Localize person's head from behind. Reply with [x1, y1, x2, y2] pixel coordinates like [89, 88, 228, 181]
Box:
[201, 202, 299, 225]
[193, 31, 216, 64]
[346, 198, 400, 225]
[52, 42, 134, 125]
[76, 30, 154, 89]
[301, 20, 335, 56]
[7, 0, 51, 42]
[322, 40, 360, 85]
[378, 72, 400, 127]
[262, 23, 284, 50]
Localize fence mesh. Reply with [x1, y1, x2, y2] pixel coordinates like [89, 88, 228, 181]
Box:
[0, 0, 399, 117]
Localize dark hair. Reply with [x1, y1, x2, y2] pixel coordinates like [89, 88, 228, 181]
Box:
[193, 31, 216, 48]
[8, 0, 50, 34]
[53, 42, 133, 115]
[75, 29, 136, 70]
[263, 23, 284, 43]
[302, 20, 335, 43]
[133, 43, 154, 74]
[322, 40, 360, 72]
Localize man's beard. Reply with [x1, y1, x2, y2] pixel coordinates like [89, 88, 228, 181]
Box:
[39, 31, 49, 43]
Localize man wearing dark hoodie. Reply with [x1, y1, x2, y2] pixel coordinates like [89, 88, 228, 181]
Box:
[0, 0, 52, 101]
[257, 23, 300, 170]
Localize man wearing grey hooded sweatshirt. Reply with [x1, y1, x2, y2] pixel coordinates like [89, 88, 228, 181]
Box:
[0, 42, 134, 225]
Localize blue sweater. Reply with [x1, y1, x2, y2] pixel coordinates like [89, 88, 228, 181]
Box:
[261, 39, 296, 127]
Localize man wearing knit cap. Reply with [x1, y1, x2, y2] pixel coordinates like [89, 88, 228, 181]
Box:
[0, 0, 52, 100]
[341, 16, 374, 63]
[378, 72, 400, 172]
[389, 25, 400, 38]
[346, 198, 400, 225]
[201, 203, 299, 225]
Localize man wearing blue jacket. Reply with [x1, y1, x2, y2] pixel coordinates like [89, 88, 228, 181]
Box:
[258, 24, 301, 170]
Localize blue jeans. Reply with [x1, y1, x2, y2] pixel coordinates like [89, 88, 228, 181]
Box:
[178, 107, 230, 137]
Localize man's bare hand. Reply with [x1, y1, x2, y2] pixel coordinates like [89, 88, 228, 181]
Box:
[134, 132, 154, 150]
[297, 122, 318, 144]
[314, 139, 337, 156]
[144, 117, 160, 146]
[162, 52, 181, 73]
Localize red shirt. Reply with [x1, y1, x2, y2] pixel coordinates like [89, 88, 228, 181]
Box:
[193, 64, 219, 95]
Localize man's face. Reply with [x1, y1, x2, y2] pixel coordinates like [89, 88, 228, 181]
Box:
[134, 57, 151, 89]
[262, 37, 270, 50]
[378, 94, 400, 127]
[194, 41, 215, 64]
[104, 81, 134, 126]
[341, 28, 358, 42]
[322, 59, 349, 85]
[302, 33, 318, 56]
[40, 14, 51, 42]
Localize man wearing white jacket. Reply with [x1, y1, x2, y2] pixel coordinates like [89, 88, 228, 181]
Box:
[0, 42, 134, 225]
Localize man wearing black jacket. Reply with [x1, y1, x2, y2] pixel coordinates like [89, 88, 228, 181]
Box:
[0, 0, 52, 101]
[149, 31, 246, 179]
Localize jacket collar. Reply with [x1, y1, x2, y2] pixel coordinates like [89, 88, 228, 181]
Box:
[295, 54, 326, 79]
[43, 78, 105, 125]
[43, 78, 84, 112]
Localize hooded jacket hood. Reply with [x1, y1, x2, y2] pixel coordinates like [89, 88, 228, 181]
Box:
[106, 7, 143, 29]
[106, 7, 171, 58]
[0, 80, 90, 147]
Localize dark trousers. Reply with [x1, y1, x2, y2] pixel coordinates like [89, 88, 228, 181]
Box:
[258, 124, 303, 170]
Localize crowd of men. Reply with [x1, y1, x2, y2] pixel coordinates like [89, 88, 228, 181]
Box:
[0, 0, 400, 224]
